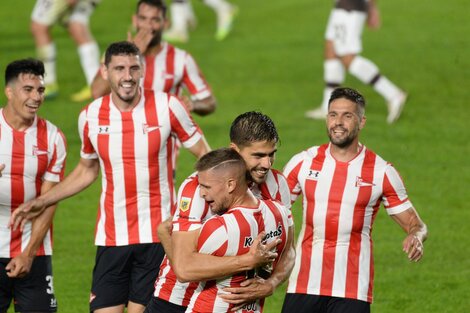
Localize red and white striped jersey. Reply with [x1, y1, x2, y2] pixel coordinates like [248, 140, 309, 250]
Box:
[142, 42, 212, 101]
[78, 89, 203, 246]
[0, 109, 67, 258]
[153, 169, 292, 307]
[283, 143, 412, 303]
[186, 199, 289, 313]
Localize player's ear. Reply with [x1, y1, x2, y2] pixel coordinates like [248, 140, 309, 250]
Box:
[229, 143, 240, 153]
[359, 115, 366, 130]
[4, 85, 13, 101]
[227, 178, 237, 193]
[100, 63, 108, 80]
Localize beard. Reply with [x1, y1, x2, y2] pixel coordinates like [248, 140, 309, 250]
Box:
[327, 126, 359, 148]
[148, 31, 162, 48]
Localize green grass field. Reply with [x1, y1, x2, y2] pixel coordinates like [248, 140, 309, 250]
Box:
[1, 0, 469, 312]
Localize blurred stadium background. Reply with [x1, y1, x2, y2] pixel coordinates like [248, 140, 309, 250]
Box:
[1, 0, 469, 312]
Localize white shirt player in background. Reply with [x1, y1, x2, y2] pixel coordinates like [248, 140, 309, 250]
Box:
[0, 58, 66, 312]
[147, 111, 295, 312]
[306, 0, 407, 124]
[10, 42, 210, 313]
[164, 0, 238, 43]
[92, 0, 216, 117]
[282, 87, 427, 313]
[31, 0, 102, 102]
[185, 148, 289, 313]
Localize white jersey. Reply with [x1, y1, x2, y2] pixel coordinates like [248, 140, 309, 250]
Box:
[284, 143, 412, 303]
[153, 169, 293, 307]
[0, 109, 67, 258]
[79, 89, 203, 246]
[143, 42, 212, 101]
[187, 199, 290, 313]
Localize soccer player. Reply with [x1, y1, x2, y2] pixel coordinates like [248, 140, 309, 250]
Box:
[283, 87, 427, 313]
[188, 148, 290, 313]
[146, 111, 295, 312]
[91, 0, 216, 116]
[10, 41, 210, 313]
[31, 0, 101, 101]
[165, 0, 238, 43]
[0, 59, 67, 312]
[306, 0, 407, 124]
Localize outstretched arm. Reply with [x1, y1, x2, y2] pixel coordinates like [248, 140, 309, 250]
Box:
[220, 224, 295, 305]
[391, 207, 428, 262]
[6, 181, 58, 278]
[367, 0, 381, 29]
[10, 158, 100, 230]
[172, 230, 280, 283]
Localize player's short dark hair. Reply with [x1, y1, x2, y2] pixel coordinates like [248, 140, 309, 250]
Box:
[328, 87, 366, 117]
[137, 0, 167, 17]
[195, 148, 246, 174]
[104, 41, 142, 66]
[5, 58, 45, 86]
[230, 111, 279, 148]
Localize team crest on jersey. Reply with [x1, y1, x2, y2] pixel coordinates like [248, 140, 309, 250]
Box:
[161, 72, 175, 79]
[306, 170, 320, 180]
[179, 197, 191, 212]
[142, 123, 161, 134]
[355, 176, 376, 187]
[32, 145, 48, 156]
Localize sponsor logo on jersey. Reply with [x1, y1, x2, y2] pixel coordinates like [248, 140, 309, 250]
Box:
[98, 125, 110, 134]
[179, 197, 191, 212]
[355, 176, 376, 187]
[32, 145, 49, 156]
[142, 123, 161, 134]
[306, 170, 320, 180]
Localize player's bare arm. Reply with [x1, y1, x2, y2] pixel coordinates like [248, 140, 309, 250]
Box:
[187, 137, 211, 159]
[391, 207, 428, 262]
[157, 217, 173, 261]
[220, 224, 295, 306]
[10, 157, 100, 230]
[367, 0, 381, 29]
[90, 68, 110, 99]
[191, 95, 217, 116]
[172, 230, 280, 283]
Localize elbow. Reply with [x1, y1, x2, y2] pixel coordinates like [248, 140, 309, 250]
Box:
[172, 266, 191, 283]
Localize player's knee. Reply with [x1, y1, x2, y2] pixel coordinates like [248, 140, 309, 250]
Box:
[348, 56, 380, 85]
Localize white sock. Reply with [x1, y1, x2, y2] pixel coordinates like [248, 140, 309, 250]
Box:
[204, 0, 232, 28]
[78, 41, 100, 86]
[37, 43, 57, 85]
[373, 76, 402, 102]
[169, 2, 190, 33]
[321, 59, 345, 111]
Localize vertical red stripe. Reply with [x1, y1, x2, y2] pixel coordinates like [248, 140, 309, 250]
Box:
[36, 118, 49, 255]
[319, 162, 348, 295]
[121, 111, 139, 243]
[163, 45, 175, 92]
[144, 90, 162, 242]
[97, 95, 116, 246]
[345, 151, 376, 299]
[295, 145, 327, 293]
[10, 131, 25, 257]
[144, 54, 155, 90]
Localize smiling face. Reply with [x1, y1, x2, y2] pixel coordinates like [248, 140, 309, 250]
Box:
[4, 73, 45, 129]
[133, 2, 166, 48]
[102, 54, 143, 106]
[232, 140, 277, 184]
[326, 97, 366, 148]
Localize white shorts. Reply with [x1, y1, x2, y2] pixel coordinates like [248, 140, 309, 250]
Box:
[31, 0, 99, 26]
[325, 9, 367, 56]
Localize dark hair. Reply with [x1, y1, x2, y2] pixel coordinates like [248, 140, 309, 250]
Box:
[195, 148, 246, 173]
[5, 58, 45, 86]
[328, 87, 366, 117]
[104, 41, 142, 66]
[230, 111, 279, 147]
[137, 0, 167, 17]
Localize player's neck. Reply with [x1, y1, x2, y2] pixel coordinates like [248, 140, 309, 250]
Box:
[2, 105, 35, 131]
[329, 141, 363, 163]
[232, 188, 259, 209]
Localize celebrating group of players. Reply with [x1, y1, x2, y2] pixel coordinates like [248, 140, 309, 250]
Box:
[1, 1, 427, 313]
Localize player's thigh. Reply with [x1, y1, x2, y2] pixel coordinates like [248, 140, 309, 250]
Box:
[325, 9, 367, 56]
[31, 0, 69, 26]
[281, 293, 328, 313]
[68, 0, 100, 25]
[327, 296, 370, 313]
[12, 256, 58, 312]
[0, 259, 14, 313]
[129, 243, 165, 306]
[90, 246, 133, 311]
[144, 297, 186, 313]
